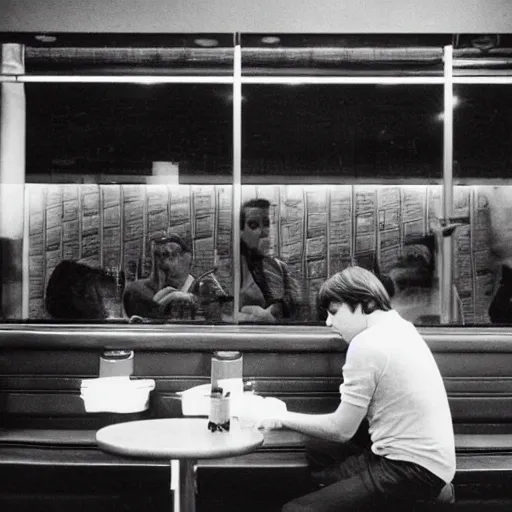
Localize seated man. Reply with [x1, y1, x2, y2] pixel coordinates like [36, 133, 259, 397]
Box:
[45, 260, 124, 320]
[249, 266, 455, 512]
[122, 233, 228, 321]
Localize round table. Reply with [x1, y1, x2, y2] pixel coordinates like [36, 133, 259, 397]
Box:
[96, 418, 264, 512]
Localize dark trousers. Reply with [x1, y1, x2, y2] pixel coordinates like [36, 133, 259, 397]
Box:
[282, 422, 445, 512]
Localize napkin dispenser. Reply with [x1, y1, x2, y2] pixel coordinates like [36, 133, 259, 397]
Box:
[179, 381, 256, 418]
[80, 376, 155, 413]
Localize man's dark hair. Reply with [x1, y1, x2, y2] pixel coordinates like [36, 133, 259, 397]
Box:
[45, 260, 121, 320]
[152, 233, 191, 254]
[240, 198, 271, 229]
[390, 238, 436, 292]
[318, 266, 392, 315]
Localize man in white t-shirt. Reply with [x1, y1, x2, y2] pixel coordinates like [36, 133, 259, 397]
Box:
[255, 266, 455, 511]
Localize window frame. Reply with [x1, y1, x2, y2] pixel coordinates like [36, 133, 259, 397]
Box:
[2, 38, 512, 326]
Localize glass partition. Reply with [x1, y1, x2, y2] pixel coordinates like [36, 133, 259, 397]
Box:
[241, 85, 443, 183]
[1, 35, 512, 328]
[240, 83, 443, 323]
[452, 84, 512, 325]
[453, 85, 512, 180]
[22, 81, 234, 322]
[237, 184, 442, 324]
[26, 83, 233, 184]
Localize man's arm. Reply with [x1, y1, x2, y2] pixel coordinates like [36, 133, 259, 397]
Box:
[123, 284, 162, 318]
[268, 258, 302, 320]
[283, 264, 302, 316]
[280, 401, 368, 443]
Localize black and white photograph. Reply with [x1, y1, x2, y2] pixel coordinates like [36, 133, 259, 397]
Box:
[0, 1, 511, 511]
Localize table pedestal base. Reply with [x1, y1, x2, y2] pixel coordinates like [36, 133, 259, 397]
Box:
[171, 459, 197, 512]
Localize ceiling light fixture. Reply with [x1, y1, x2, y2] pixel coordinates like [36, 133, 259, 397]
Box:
[34, 34, 57, 43]
[260, 36, 281, 45]
[194, 38, 219, 48]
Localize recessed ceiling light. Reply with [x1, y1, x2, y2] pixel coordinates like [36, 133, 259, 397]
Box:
[34, 35, 57, 43]
[261, 36, 281, 45]
[194, 38, 219, 48]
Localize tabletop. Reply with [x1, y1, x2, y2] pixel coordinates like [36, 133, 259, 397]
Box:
[96, 418, 264, 460]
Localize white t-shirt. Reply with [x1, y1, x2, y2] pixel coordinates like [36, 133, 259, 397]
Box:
[339, 310, 456, 483]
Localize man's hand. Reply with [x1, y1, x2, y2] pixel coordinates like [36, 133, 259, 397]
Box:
[238, 395, 287, 430]
[256, 397, 287, 430]
[153, 288, 196, 319]
[240, 305, 277, 323]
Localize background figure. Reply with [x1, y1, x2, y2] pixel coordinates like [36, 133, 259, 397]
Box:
[486, 186, 512, 324]
[488, 264, 512, 324]
[45, 260, 124, 320]
[0, 236, 23, 320]
[387, 236, 440, 325]
[239, 198, 302, 323]
[122, 233, 228, 321]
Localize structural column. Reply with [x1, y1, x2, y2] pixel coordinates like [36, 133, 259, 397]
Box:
[0, 44, 25, 319]
[440, 44, 454, 324]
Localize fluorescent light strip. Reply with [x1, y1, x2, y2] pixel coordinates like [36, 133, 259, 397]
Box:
[241, 76, 445, 84]
[453, 76, 512, 84]
[15, 75, 512, 85]
[18, 75, 234, 84]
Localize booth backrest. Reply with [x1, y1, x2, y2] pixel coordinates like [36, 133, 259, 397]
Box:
[1, 325, 512, 431]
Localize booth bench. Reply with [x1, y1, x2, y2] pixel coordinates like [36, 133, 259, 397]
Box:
[1, 325, 512, 510]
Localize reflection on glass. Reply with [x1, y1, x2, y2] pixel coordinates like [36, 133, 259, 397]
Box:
[240, 34, 445, 77]
[238, 185, 442, 325]
[238, 197, 302, 323]
[10, 81, 510, 326]
[26, 184, 234, 322]
[45, 260, 124, 320]
[242, 85, 443, 183]
[123, 233, 230, 322]
[439, 185, 512, 326]
[22, 82, 234, 323]
[471, 186, 512, 325]
[25, 83, 233, 184]
[25, 183, 509, 326]
[454, 85, 512, 179]
[23, 183, 450, 325]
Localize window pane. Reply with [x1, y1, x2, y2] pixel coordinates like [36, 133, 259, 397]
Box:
[450, 185, 512, 326]
[452, 86, 512, 325]
[239, 184, 442, 325]
[26, 83, 233, 184]
[240, 84, 443, 325]
[242, 85, 443, 183]
[24, 83, 234, 323]
[454, 85, 512, 180]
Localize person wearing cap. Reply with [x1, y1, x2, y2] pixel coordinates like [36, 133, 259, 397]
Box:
[246, 266, 455, 511]
[239, 198, 302, 323]
[122, 233, 227, 321]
